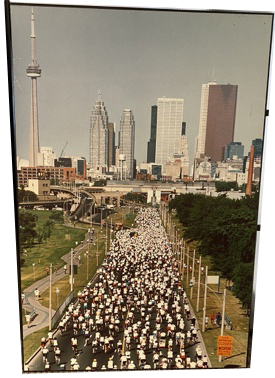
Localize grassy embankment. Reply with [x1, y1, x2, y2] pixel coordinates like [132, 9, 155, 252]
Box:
[167, 212, 249, 368]
[20, 210, 87, 292]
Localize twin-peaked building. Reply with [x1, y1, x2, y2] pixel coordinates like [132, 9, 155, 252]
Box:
[89, 92, 135, 179]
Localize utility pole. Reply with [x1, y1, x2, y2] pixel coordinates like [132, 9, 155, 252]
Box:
[70, 248, 74, 292]
[202, 265, 208, 332]
[105, 222, 108, 256]
[49, 263, 52, 331]
[86, 240, 90, 280]
[97, 233, 99, 267]
[190, 249, 196, 299]
[196, 256, 202, 312]
[182, 242, 185, 281]
[110, 218, 113, 244]
[219, 289, 227, 362]
[186, 247, 190, 286]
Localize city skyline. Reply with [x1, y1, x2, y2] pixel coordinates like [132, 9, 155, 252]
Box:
[10, 5, 272, 166]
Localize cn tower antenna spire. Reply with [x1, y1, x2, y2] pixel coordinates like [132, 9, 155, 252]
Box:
[30, 7, 37, 65]
[27, 7, 41, 167]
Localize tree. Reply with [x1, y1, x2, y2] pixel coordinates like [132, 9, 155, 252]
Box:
[18, 210, 37, 264]
[232, 263, 254, 308]
[215, 181, 238, 192]
[94, 179, 107, 187]
[49, 211, 64, 223]
[124, 192, 147, 204]
[170, 192, 259, 308]
[43, 220, 54, 241]
[18, 187, 38, 202]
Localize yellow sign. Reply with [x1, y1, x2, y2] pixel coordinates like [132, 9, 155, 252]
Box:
[217, 336, 233, 356]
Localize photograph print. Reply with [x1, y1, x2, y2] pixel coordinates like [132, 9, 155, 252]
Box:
[5, 0, 274, 372]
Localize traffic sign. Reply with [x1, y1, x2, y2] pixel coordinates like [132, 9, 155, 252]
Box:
[217, 335, 233, 356]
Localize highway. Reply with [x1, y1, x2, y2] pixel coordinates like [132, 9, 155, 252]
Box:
[26, 208, 207, 371]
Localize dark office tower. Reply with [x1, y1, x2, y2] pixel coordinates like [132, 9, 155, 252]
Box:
[147, 105, 158, 163]
[205, 84, 238, 162]
[224, 142, 244, 160]
[108, 123, 115, 169]
[54, 157, 72, 167]
[133, 159, 137, 179]
[182, 122, 186, 136]
[252, 138, 263, 157]
[196, 82, 238, 163]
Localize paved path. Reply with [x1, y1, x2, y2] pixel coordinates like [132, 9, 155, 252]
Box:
[22, 233, 90, 338]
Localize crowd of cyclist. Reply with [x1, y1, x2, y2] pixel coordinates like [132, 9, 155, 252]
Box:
[36, 207, 208, 371]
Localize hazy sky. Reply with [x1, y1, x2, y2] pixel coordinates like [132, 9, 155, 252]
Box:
[10, 4, 273, 165]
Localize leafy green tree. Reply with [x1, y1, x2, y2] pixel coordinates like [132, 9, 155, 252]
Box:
[18, 210, 37, 264]
[18, 187, 38, 202]
[36, 226, 45, 244]
[215, 181, 238, 192]
[43, 220, 54, 240]
[124, 192, 147, 204]
[49, 211, 64, 223]
[93, 179, 107, 187]
[170, 192, 259, 308]
[232, 262, 254, 308]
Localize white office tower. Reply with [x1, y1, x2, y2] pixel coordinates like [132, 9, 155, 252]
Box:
[89, 91, 109, 170]
[155, 97, 184, 173]
[119, 109, 135, 179]
[195, 81, 217, 158]
[40, 146, 56, 166]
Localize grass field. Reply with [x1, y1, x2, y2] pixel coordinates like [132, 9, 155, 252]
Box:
[39, 230, 110, 310]
[20, 210, 87, 291]
[166, 211, 249, 368]
[24, 326, 49, 363]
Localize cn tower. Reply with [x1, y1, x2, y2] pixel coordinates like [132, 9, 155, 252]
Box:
[26, 7, 41, 167]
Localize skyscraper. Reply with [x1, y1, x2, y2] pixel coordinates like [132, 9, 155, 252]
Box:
[195, 82, 238, 163]
[224, 142, 244, 160]
[252, 138, 263, 158]
[40, 146, 56, 166]
[119, 109, 135, 179]
[89, 91, 109, 170]
[155, 97, 184, 172]
[26, 8, 41, 167]
[108, 122, 115, 169]
[147, 105, 157, 163]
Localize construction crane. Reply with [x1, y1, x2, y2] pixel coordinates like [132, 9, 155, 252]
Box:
[59, 142, 68, 158]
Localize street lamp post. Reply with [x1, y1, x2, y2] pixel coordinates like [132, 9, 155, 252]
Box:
[196, 256, 202, 312]
[202, 265, 208, 332]
[32, 263, 36, 281]
[49, 263, 52, 331]
[105, 223, 108, 256]
[86, 240, 90, 280]
[186, 247, 190, 286]
[70, 248, 74, 292]
[97, 232, 99, 267]
[190, 249, 196, 299]
[219, 289, 227, 362]
[181, 242, 185, 281]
